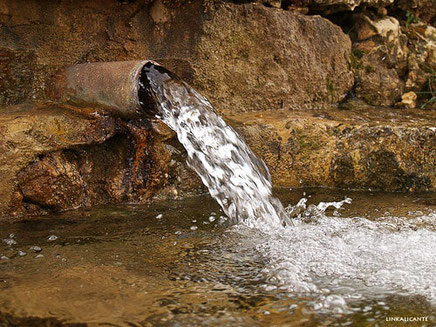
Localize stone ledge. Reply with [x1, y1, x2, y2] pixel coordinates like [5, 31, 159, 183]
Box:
[1, 102, 434, 220]
[226, 104, 436, 192]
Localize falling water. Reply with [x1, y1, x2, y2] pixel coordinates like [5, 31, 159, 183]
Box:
[138, 63, 436, 311]
[139, 62, 291, 228]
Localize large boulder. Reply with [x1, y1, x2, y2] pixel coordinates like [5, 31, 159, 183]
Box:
[0, 1, 353, 114]
[187, 3, 353, 113]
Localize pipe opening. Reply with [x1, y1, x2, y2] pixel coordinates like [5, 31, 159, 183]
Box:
[138, 62, 180, 118]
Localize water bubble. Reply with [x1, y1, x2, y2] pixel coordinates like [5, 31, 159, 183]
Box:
[324, 295, 346, 310]
[208, 216, 216, 222]
[2, 238, 17, 246]
[48, 235, 58, 241]
[30, 246, 42, 253]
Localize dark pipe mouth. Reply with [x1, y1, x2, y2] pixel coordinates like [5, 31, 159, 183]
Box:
[138, 62, 181, 118]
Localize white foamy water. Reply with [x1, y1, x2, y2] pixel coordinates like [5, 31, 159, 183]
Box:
[244, 199, 436, 311]
[140, 63, 290, 227]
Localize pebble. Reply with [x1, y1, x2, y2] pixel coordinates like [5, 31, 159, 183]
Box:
[0, 255, 9, 260]
[17, 251, 27, 257]
[35, 254, 44, 259]
[190, 226, 198, 231]
[155, 214, 163, 219]
[208, 216, 216, 222]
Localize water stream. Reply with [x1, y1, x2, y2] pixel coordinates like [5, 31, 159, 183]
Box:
[139, 62, 291, 228]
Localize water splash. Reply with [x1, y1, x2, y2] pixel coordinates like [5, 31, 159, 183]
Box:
[247, 198, 436, 311]
[139, 62, 290, 227]
[139, 63, 436, 312]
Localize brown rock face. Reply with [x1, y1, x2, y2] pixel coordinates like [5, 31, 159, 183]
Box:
[354, 56, 403, 107]
[190, 4, 353, 113]
[0, 103, 201, 219]
[0, 1, 353, 113]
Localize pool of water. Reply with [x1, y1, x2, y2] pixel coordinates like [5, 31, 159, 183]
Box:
[0, 189, 435, 326]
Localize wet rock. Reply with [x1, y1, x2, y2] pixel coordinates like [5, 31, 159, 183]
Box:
[0, 103, 201, 220]
[228, 103, 435, 192]
[0, 1, 353, 113]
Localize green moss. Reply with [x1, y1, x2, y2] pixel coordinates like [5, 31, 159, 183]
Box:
[297, 133, 321, 151]
[364, 65, 374, 73]
[350, 48, 365, 70]
[326, 76, 337, 99]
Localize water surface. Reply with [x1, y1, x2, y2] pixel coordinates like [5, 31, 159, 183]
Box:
[1, 189, 435, 326]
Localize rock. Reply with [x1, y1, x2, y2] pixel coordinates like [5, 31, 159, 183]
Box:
[191, 3, 353, 113]
[0, 1, 354, 113]
[355, 15, 408, 71]
[227, 103, 435, 192]
[264, 0, 281, 8]
[351, 15, 409, 106]
[403, 24, 435, 108]
[398, 91, 417, 109]
[300, 0, 395, 13]
[354, 56, 403, 107]
[0, 48, 37, 106]
[0, 103, 201, 219]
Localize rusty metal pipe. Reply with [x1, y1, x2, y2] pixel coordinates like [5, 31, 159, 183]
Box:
[51, 60, 160, 119]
